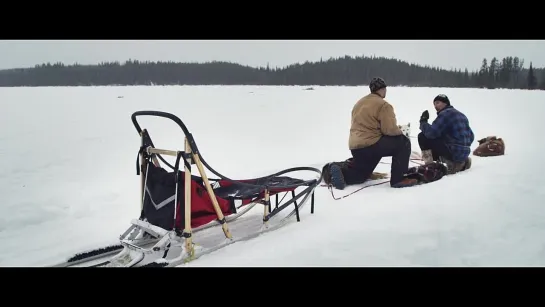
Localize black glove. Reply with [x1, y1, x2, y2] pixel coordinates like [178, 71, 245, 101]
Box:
[420, 110, 429, 123]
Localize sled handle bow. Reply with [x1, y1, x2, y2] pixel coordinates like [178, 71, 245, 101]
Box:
[130, 110, 322, 190]
[131, 110, 199, 154]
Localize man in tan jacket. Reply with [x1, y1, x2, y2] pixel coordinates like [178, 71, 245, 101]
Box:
[328, 77, 417, 189]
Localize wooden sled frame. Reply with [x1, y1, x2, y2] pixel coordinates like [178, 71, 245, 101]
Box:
[132, 110, 322, 260]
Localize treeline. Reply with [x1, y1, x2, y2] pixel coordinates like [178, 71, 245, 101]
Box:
[0, 55, 543, 90]
[474, 57, 543, 89]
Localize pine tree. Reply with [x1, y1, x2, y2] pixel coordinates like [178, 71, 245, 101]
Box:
[539, 70, 545, 90]
[528, 62, 537, 89]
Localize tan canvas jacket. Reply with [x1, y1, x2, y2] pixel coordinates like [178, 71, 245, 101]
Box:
[348, 93, 402, 150]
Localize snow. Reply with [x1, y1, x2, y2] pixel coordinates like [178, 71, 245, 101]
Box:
[1, 85, 545, 267]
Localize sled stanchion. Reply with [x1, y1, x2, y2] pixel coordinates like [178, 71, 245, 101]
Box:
[173, 151, 183, 232]
[292, 190, 300, 222]
[183, 138, 194, 258]
[263, 190, 270, 226]
[192, 152, 233, 240]
[140, 130, 148, 212]
[265, 185, 314, 220]
[311, 191, 315, 214]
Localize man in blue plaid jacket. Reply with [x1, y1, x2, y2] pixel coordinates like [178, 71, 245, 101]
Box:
[418, 94, 474, 174]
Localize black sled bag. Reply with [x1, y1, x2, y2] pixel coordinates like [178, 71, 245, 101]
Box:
[142, 163, 179, 230]
[405, 161, 447, 184]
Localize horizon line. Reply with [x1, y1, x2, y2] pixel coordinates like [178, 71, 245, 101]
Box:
[1, 53, 541, 73]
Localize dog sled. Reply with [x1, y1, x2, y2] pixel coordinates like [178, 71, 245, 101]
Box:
[52, 111, 322, 268]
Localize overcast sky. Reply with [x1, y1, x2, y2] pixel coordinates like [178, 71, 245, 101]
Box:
[1, 40, 543, 71]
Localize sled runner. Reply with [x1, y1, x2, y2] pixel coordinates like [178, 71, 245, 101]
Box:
[53, 110, 322, 268]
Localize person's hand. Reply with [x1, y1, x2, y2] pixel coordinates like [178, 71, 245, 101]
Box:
[420, 110, 429, 123]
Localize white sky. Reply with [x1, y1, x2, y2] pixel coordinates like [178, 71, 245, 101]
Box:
[0, 40, 543, 71]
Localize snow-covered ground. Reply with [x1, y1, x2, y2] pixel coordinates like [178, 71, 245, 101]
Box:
[1, 85, 544, 267]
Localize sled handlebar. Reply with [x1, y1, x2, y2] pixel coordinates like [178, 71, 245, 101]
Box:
[131, 110, 199, 154]
[130, 110, 322, 190]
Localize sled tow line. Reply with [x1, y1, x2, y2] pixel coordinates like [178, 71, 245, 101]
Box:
[327, 180, 389, 200]
[325, 158, 424, 200]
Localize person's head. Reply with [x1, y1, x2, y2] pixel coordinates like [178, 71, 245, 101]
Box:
[369, 77, 387, 98]
[433, 94, 450, 112]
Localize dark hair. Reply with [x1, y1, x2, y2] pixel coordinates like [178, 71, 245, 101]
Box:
[369, 77, 387, 92]
[433, 94, 450, 105]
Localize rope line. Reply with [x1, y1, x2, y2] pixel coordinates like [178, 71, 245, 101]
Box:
[325, 158, 424, 200]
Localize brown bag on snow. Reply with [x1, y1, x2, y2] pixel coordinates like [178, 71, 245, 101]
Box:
[473, 136, 505, 157]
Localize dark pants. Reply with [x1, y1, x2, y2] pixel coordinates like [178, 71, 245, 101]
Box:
[342, 135, 411, 186]
[417, 132, 453, 161]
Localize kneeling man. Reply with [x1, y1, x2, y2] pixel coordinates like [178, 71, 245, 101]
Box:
[418, 94, 474, 174]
